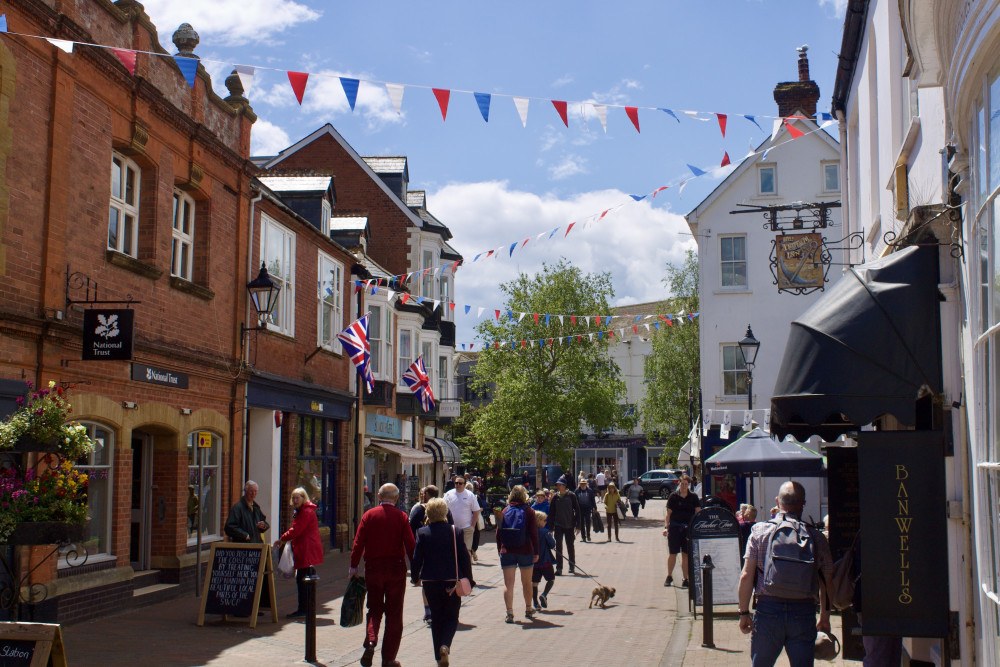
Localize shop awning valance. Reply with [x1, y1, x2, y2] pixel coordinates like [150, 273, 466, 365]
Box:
[367, 440, 434, 464]
[423, 437, 461, 463]
[770, 245, 942, 442]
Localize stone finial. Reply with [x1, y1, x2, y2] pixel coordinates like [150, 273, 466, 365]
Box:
[172, 23, 200, 59]
[225, 69, 246, 101]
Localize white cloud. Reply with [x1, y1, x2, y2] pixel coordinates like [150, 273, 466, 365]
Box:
[300, 71, 406, 130]
[818, 0, 848, 17]
[140, 0, 321, 46]
[428, 181, 695, 343]
[549, 154, 588, 180]
[552, 75, 575, 87]
[249, 119, 291, 156]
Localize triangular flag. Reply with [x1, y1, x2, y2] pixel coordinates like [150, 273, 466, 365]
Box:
[660, 108, 680, 123]
[432, 300, 440, 311]
[565, 222, 575, 236]
[400, 294, 410, 304]
[595, 316, 602, 326]
[509, 242, 517, 257]
[716, 113, 727, 138]
[820, 112, 833, 122]
[678, 179, 691, 197]
[433, 88, 451, 121]
[552, 100, 568, 127]
[340, 77, 360, 111]
[744, 114, 762, 131]
[513, 97, 529, 127]
[629, 194, 646, 202]
[521, 238, 530, 248]
[415, 296, 425, 305]
[599, 209, 610, 221]
[683, 110, 709, 121]
[474, 92, 491, 122]
[464, 305, 471, 315]
[571, 316, 577, 326]
[518, 312, 527, 322]
[593, 104, 608, 132]
[653, 186, 669, 197]
[721, 151, 731, 167]
[386, 83, 405, 114]
[477, 307, 485, 318]
[548, 227, 560, 239]
[174, 56, 199, 88]
[112, 48, 137, 75]
[545, 314, 551, 326]
[558, 315, 564, 325]
[533, 313, 540, 325]
[687, 164, 707, 177]
[0, 14, 6, 32]
[771, 118, 783, 142]
[784, 118, 804, 139]
[486, 249, 494, 259]
[46, 38, 74, 53]
[287, 71, 309, 105]
[625, 106, 640, 133]
[449, 302, 456, 312]
[234, 65, 255, 95]
[495, 310, 501, 321]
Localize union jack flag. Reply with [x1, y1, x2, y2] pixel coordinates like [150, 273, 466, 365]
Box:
[402, 356, 435, 413]
[337, 314, 374, 393]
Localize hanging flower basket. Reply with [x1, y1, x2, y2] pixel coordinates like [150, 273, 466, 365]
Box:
[0, 381, 97, 460]
[5, 521, 87, 546]
[11, 436, 61, 455]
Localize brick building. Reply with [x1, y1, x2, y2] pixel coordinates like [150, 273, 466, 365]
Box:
[0, 1, 256, 622]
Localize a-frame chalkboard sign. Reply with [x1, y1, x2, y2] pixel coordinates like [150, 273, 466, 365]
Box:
[0, 623, 67, 667]
[197, 543, 278, 629]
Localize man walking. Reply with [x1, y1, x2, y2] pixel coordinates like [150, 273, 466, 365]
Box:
[224, 480, 269, 543]
[443, 476, 481, 553]
[350, 483, 416, 667]
[548, 476, 581, 575]
[662, 474, 700, 587]
[575, 478, 596, 542]
[737, 481, 833, 666]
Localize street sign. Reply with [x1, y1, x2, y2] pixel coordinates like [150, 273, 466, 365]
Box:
[437, 401, 460, 418]
[197, 431, 212, 448]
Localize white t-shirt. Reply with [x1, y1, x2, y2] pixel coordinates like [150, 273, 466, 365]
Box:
[596, 472, 606, 486]
[444, 488, 481, 529]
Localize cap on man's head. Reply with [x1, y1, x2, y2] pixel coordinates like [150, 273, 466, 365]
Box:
[556, 475, 570, 486]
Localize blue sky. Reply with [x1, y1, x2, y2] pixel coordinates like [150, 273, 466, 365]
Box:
[140, 0, 848, 345]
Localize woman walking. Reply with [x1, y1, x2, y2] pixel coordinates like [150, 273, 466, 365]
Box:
[410, 498, 474, 666]
[627, 478, 643, 518]
[273, 487, 323, 618]
[497, 485, 539, 623]
[604, 482, 622, 542]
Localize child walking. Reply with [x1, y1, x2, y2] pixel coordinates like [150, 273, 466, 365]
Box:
[532, 511, 557, 610]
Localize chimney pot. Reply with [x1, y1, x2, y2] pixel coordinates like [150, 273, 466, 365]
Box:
[797, 44, 810, 82]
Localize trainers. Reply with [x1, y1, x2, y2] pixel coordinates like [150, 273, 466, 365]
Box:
[360, 646, 375, 667]
[539, 594, 548, 608]
[681, 579, 690, 588]
[505, 611, 515, 623]
[665, 575, 673, 587]
[525, 607, 537, 619]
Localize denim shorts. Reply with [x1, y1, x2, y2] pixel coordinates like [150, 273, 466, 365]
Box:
[499, 552, 535, 569]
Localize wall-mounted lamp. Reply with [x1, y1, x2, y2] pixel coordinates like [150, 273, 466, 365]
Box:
[241, 262, 282, 338]
[122, 401, 138, 410]
[180, 408, 192, 415]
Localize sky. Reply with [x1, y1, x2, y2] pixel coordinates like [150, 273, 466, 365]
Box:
[137, 0, 849, 345]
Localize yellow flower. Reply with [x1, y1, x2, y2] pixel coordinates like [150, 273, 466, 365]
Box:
[48, 380, 56, 389]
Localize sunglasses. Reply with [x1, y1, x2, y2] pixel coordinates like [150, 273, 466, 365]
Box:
[456, 482, 466, 486]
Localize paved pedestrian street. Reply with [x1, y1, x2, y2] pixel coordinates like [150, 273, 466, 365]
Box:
[62, 500, 851, 666]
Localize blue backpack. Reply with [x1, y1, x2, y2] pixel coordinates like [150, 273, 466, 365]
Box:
[498, 505, 528, 548]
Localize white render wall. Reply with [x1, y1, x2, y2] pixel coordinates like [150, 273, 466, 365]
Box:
[686, 120, 842, 426]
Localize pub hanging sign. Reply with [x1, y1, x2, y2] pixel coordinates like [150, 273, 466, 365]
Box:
[82, 309, 134, 361]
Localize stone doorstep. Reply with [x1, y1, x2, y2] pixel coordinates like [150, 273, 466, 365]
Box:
[132, 583, 177, 597]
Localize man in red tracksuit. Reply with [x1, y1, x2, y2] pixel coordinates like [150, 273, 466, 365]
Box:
[350, 483, 416, 667]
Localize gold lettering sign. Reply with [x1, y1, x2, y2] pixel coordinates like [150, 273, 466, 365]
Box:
[896, 464, 912, 604]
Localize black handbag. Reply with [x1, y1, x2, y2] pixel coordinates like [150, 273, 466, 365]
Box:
[592, 509, 604, 533]
[340, 575, 367, 627]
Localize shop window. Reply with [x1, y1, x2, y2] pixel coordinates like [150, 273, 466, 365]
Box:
[720, 236, 747, 288]
[722, 344, 749, 396]
[187, 431, 221, 541]
[261, 214, 295, 335]
[318, 251, 343, 352]
[171, 190, 195, 281]
[109, 153, 140, 257]
[298, 417, 338, 526]
[758, 165, 776, 195]
[62, 422, 113, 563]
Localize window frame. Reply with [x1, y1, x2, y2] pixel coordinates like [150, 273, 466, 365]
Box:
[822, 161, 841, 193]
[261, 214, 296, 336]
[317, 250, 344, 353]
[398, 328, 414, 387]
[109, 152, 140, 257]
[721, 343, 749, 397]
[422, 248, 436, 298]
[187, 431, 222, 544]
[62, 421, 114, 565]
[422, 341, 434, 391]
[369, 304, 383, 376]
[719, 235, 748, 289]
[438, 355, 448, 400]
[171, 189, 196, 281]
[758, 164, 777, 195]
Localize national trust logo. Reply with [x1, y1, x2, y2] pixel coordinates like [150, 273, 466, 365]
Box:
[94, 313, 120, 340]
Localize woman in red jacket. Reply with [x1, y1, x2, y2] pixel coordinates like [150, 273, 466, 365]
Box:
[275, 487, 324, 618]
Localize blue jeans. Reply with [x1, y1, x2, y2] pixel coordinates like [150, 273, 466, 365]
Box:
[751, 598, 818, 667]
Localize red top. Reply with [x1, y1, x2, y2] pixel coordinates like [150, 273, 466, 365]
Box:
[280, 502, 324, 569]
[350, 503, 416, 569]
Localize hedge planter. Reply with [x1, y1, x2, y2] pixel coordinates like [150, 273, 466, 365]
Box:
[6, 521, 87, 545]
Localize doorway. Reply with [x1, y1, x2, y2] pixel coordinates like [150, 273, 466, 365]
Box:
[130, 432, 153, 570]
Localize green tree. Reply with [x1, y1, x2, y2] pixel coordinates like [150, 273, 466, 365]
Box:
[471, 260, 635, 489]
[641, 249, 700, 463]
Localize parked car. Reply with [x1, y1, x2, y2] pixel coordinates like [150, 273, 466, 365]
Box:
[622, 469, 681, 499]
[506, 465, 566, 491]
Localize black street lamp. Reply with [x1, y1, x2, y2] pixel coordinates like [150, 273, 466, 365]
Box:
[737, 324, 760, 412]
[242, 262, 281, 335]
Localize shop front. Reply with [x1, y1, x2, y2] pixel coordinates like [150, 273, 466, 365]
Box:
[423, 437, 462, 489]
[363, 412, 433, 512]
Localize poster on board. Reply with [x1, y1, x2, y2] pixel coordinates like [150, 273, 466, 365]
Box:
[197, 543, 278, 628]
[688, 505, 742, 607]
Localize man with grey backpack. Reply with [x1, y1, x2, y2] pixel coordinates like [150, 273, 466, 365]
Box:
[737, 481, 834, 666]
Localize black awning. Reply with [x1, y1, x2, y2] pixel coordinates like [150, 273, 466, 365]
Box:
[770, 245, 942, 441]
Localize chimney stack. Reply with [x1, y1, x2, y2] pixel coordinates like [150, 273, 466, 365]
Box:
[773, 45, 820, 118]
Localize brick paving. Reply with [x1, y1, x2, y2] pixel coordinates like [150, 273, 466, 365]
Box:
[61, 500, 854, 666]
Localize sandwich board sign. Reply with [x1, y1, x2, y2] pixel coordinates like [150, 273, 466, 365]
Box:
[0, 622, 67, 666]
[688, 505, 742, 607]
[197, 543, 277, 628]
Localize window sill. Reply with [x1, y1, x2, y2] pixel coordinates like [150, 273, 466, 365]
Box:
[315, 345, 345, 360]
[715, 396, 753, 404]
[186, 534, 224, 549]
[58, 551, 117, 570]
[106, 250, 163, 280]
[713, 288, 752, 295]
[170, 276, 215, 301]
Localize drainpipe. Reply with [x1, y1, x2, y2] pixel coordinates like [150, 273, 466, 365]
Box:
[242, 190, 264, 488]
[835, 109, 852, 266]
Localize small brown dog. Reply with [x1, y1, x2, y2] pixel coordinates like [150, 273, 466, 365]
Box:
[589, 585, 616, 608]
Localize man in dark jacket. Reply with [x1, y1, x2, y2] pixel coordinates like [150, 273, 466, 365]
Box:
[224, 480, 269, 543]
[548, 476, 581, 575]
[576, 478, 596, 542]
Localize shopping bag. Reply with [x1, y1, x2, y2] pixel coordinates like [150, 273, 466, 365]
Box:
[617, 500, 627, 521]
[476, 512, 485, 530]
[592, 509, 604, 533]
[277, 542, 295, 579]
[340, 575, 367, 627]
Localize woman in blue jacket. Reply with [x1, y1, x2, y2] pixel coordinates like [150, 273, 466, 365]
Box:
[411, 497, 475, 667]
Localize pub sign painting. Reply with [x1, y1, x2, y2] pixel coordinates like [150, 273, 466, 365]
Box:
[775, 233, 824, 292]
[82, 309, 134, 361]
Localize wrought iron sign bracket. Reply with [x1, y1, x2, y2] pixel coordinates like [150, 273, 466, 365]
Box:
[730, 200, 842, 232]
[65, 265, 140, 310]
[882, 203, 964, 259]
[768, 231, 865, 295]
